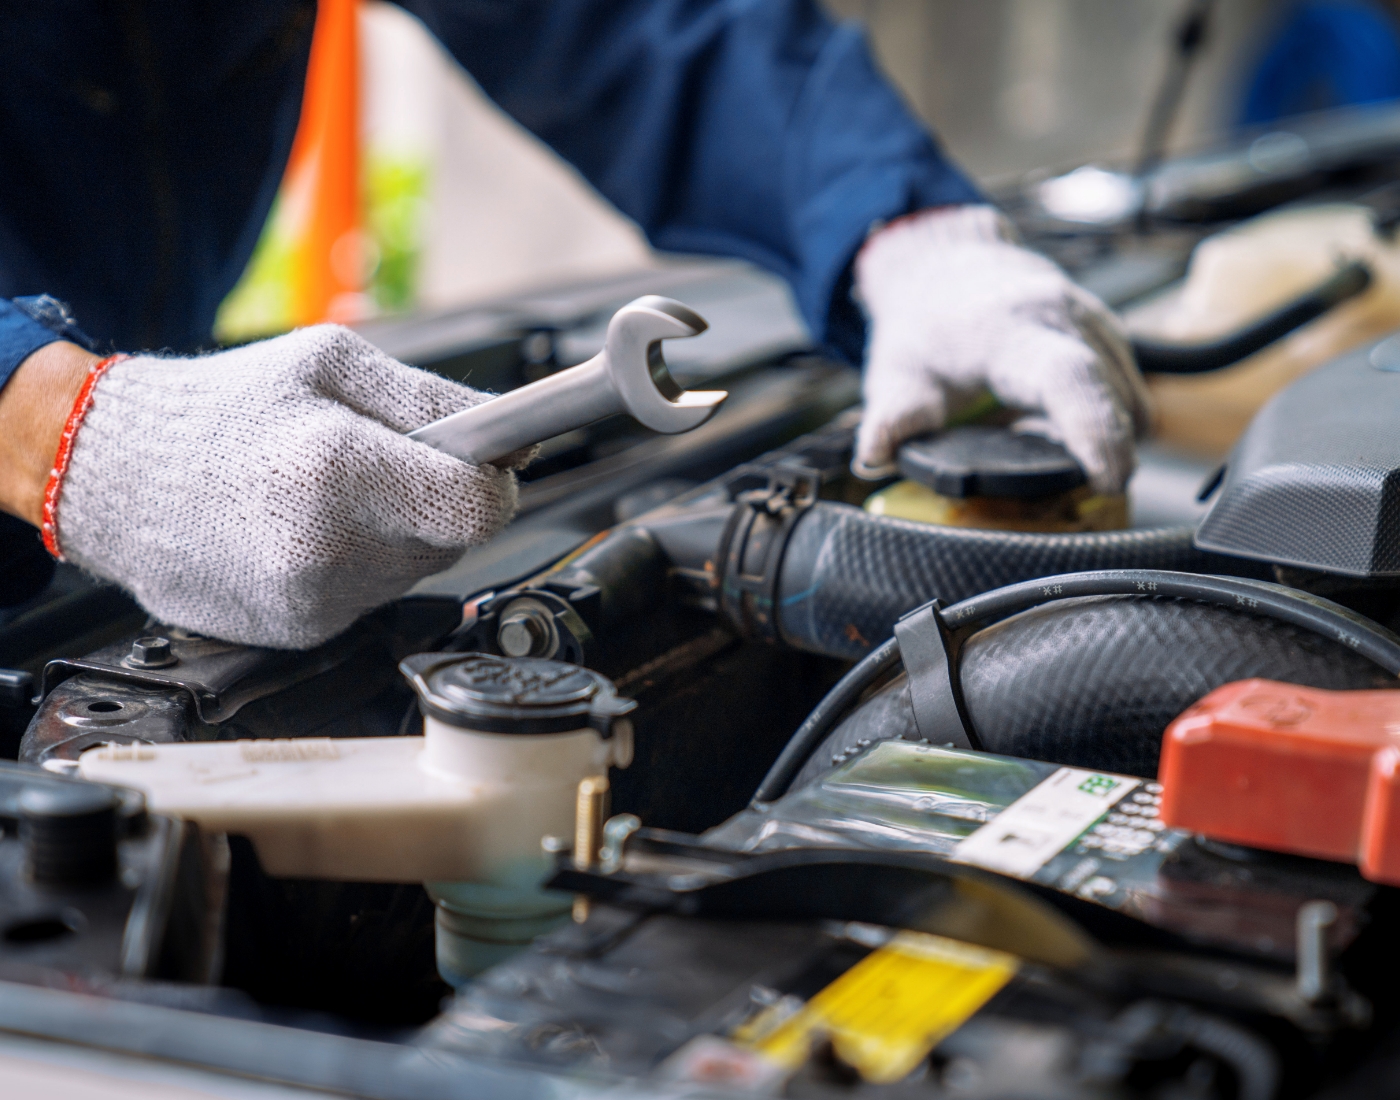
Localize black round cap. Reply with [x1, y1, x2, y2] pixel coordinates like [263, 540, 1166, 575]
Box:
[400, 652, 635, 735]
[897, 427, 1086, 499]
[20, 782, 119, 885]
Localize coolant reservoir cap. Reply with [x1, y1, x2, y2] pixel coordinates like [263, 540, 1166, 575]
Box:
[399, 652, 636, 736]
[898, 426, 1086, 499]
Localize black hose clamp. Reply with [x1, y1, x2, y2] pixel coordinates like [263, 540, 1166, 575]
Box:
[893, 600, 981, 751]
[718, 464, 820, 644]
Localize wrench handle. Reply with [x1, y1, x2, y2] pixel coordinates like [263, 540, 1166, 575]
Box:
[408, 355, 620, 466]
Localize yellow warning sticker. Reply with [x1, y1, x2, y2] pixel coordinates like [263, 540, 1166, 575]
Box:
[740, 931, 1017, 1084]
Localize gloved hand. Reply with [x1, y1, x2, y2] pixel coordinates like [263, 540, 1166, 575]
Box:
[44, 326, 520, 649]
[853, 204, 1151, 493]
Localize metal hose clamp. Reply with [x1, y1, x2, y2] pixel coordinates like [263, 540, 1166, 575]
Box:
[717, 464, 820, 644]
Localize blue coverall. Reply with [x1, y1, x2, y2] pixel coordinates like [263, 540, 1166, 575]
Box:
[1241, 0, 1400, 126]
[0, 0, 980, 605]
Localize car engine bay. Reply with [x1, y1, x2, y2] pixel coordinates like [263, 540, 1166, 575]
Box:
[9, 103, 1400, 1100]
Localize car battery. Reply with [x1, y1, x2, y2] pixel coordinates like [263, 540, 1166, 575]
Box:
[424, 902, 1282, 1097]
[1158, 678, 1400, 884]
[706, 740, 1373, 964]
[421, 738, 1348, 1097]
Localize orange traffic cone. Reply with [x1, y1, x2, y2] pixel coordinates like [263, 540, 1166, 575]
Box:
[283, 0, 365, 325]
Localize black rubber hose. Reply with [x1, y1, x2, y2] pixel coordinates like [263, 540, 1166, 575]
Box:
[774, 507, 1268, 660]
[1117, 1002, 1279, 1100]
[791, 605, 1396, 789]
[752, 636, 901, 806]
[771, 570, 1400, 796]
[962, 594, 1394, 775]
[942, 569, 1400, 675]
[1171, 1010, 1279, 1100]
[541, 524, 668, 624]
[1131, 260, 1371, 374]
[547, 496, 1268, 666]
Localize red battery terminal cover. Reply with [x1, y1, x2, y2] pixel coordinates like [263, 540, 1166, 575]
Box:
[1158, 679, 1400, 885]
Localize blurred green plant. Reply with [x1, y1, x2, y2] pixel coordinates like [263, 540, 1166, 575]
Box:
[215, 151, 430, 343]
[214, 195, 297, 342]
[366, 153, 429, 315]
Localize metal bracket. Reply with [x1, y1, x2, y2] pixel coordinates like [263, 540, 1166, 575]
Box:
[458, 587, 595, 664]
[717, 464, 820, 643]
[893, 599, 980, 750]
[38, 631, 364, 725]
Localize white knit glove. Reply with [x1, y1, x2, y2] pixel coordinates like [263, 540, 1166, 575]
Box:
[853, 205, 1151, 493]
[46, 326, 520, 649]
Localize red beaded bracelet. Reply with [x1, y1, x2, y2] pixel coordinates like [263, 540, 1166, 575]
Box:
[41, 353, 128, 558]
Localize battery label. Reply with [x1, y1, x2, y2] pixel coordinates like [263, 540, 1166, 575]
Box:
[743, 931, 1017, 1083]
[950, 767, 1140, 877]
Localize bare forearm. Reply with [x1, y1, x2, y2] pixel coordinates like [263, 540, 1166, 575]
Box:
[0, 341, 101, 526]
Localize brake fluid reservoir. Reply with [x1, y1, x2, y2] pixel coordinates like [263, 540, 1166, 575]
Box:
[79, 653, 635, 986]
[400, 652, 636, 984]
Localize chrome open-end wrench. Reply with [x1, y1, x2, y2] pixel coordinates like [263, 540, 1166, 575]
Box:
[409, 296, 727, 466]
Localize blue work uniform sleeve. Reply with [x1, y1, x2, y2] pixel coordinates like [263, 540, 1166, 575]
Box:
[0, 294, 96, 393]
[0, 299, 64, 394]
[0, 301, 61, 607]
[0, 296, 96, 607]
[398, 0, 982, 361]
[1241, 0, 1400, 126]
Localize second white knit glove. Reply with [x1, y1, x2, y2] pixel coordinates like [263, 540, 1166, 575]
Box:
[853, 205, 1151, 493]
[46, 326, 520, 649]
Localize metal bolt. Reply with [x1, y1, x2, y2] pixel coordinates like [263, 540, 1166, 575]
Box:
[498, 609, 551, 657]
[574, 776, 610, 872]
[599, 813, 642, 875]
[572, 775, 610, 925]
[124, 636, 176, 670]
[1297, 899, 1338, 1004]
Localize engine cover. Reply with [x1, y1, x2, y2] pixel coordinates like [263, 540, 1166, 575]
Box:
[1195, 337, 1400, 575]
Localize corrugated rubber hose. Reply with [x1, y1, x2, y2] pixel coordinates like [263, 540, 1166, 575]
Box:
[768, 504, 1268, 660]
[759, 570, 1400, 800]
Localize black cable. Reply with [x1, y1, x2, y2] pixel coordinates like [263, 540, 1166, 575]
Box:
[754, 569, 1400, 804]
[751, 636, 901, 807]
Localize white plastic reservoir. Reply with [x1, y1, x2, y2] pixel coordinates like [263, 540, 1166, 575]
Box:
[79, 653, 637, 982]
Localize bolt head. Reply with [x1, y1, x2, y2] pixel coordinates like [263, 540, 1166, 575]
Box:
[498, 612, 549, 657]
[125, 636, 176, 669]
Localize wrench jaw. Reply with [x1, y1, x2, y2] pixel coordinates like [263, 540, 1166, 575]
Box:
[407, 294, 727, 465]
[631, 294, 709, 336]
[604, 297, 728, 436]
